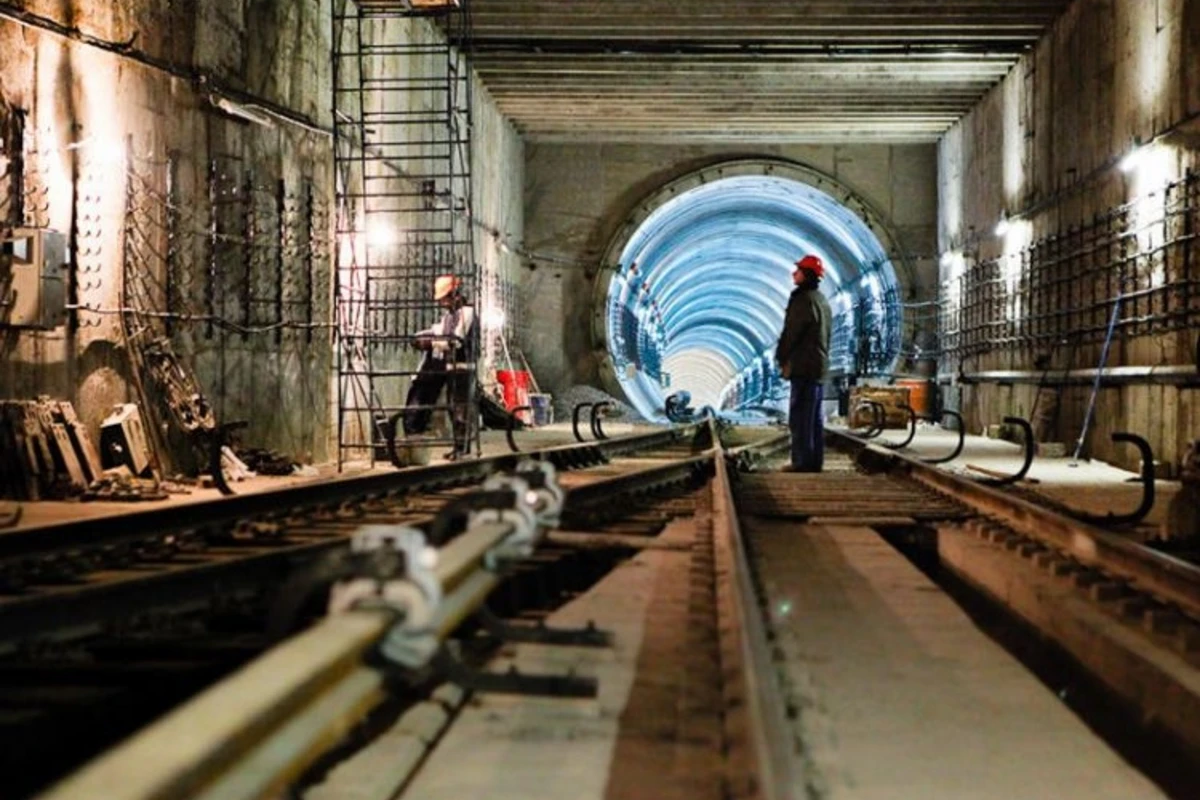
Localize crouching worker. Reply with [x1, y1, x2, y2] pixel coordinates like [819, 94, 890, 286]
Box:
[775, 254, 831, 473]
[404, 274, 477, 460]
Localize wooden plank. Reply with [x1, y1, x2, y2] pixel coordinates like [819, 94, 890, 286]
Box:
[22, 403, 53, 499]
[58, 401, 103, 483]
[49, 424, 87, 490]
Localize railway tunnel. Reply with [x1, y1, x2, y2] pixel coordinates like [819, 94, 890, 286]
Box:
[2, 1, 1200, 798]
[594, 162, 907, 420]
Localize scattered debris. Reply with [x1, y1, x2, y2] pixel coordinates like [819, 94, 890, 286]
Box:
[1, 397, 105, 500]
[237, 447, 296, 476]
[554, 385, 644, 425]
[158, 478, 195, 495]
[81, 469, 168, 502]
[220, 447, 256, 483]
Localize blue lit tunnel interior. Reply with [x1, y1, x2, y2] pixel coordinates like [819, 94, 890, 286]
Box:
[606, 175, 903, 421]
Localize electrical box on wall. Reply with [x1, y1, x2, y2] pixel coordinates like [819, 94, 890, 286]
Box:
[0, 228, 69, 330]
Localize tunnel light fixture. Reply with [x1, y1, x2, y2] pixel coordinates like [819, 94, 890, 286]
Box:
[1119, 139, 1152, 174]
[66, 136, 126, 165]
[365, 219, 396, 249]
[482, 307, 506, 329]
[995, 212, 1011, 238]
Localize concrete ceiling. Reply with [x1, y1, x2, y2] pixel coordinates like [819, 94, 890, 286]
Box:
[467, 1, 1075, 143]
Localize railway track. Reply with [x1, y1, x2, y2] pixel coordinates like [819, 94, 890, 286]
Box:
[0, 424, 714, 797]
[20, 423, 1200, 798]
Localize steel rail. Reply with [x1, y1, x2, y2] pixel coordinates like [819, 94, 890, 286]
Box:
[561, 452, 714, 509]
[39, 608, 396, 800]
[831, 429, 1200, 619]
[0, 430, 710, 650]
[0, 536, 344, 653]
[711, 442, 801, 800]
[0, 424, 704, 560]
[41, 516, 517, 800]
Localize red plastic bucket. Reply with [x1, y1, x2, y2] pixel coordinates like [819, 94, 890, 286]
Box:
[496, 370, 532, 419]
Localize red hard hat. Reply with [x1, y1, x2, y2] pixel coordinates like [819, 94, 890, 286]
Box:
[795, 254, 824, 278]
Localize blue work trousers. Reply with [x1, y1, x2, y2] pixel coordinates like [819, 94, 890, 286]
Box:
[788, 378, 825, 472]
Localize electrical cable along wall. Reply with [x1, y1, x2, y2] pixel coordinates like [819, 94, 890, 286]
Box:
[332, 0, 477, 466]
[598, 169, 906, 422]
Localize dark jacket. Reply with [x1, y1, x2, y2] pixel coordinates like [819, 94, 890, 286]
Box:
[776, 286, 831, 381]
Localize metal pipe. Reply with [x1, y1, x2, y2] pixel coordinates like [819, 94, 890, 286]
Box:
[957, 365, 1199, 386]
[40, 610, 394, 800]
[432, 568, 502, 638]
[434, 522, 512, 591]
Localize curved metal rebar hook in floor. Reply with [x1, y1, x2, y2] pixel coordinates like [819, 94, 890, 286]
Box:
[506, 406, 532, 453]
[591, 402, 612, 440]
[880, 403, 918, 450]
[975, 417, 1035, 487]
[864, 400, 887, 439]
[1068, 432, 1156, 527]
[572, 403, 596, 442]
[920, 409, 965, 465]
[851, 401, 883, 439]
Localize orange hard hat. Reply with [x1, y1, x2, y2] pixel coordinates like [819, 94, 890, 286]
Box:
[433, 275, 461, 301]
[795, 254, 824, 278]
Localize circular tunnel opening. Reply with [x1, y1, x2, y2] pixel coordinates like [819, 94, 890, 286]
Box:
[600, 167, 906, 422]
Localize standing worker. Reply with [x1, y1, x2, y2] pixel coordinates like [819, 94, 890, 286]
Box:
[776, 254, 832, 472]
[403, 274, 477, 460]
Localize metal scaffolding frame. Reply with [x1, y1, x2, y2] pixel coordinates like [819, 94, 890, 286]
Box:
[332, 0, 477, 468]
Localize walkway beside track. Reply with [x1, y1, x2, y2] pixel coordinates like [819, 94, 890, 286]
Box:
[745, 512, 1165, 799]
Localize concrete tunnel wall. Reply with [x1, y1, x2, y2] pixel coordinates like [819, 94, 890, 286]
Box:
[939, 0, 1200, 471]
[0, 0, 524, 466]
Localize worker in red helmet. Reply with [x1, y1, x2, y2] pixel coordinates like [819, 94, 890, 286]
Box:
[775, 254, 832, 472]
[403, 274, 477, 459]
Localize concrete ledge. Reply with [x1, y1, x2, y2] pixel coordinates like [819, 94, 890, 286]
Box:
[939, 525, 1200, 756]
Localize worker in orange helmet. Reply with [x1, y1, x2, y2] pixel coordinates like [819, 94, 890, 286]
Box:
[403, 274, 477, 459]
[775, 254, 832, 472]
